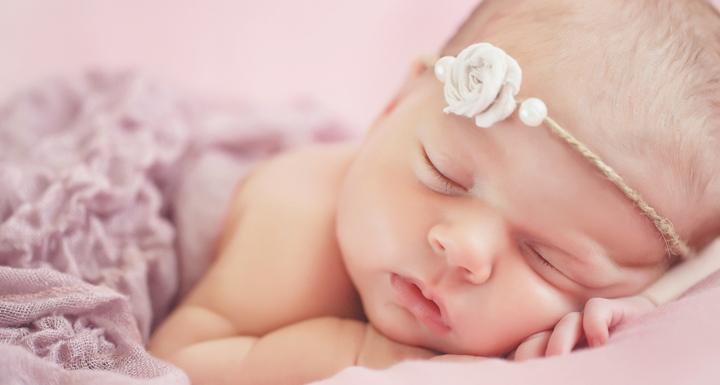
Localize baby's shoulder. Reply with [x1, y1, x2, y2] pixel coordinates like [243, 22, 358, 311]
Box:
[185, 142, 364, 334]
[217, 141, 360, 254]
[234, 142, 358, 214]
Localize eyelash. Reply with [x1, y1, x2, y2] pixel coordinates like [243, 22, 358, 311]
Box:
[529, 246, 557, 271]
[422, 147, 459, 194]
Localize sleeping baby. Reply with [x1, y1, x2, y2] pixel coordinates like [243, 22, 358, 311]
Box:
[148, 0, 720, 383]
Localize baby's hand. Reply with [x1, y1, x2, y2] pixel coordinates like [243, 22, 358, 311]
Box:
[356, 324, 438, 369]
[509, 295, 657, 361]
[579, 296, 656, 349]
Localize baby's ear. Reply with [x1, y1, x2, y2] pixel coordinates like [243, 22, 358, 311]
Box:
[366, 58, 429, 137]
[380, 58, 428, 117]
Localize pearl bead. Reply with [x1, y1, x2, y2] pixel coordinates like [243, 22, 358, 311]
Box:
[434, 56, 455, 83]
[518, 97, 547, 127]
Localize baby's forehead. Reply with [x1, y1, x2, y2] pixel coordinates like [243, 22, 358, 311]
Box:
[459, 0, 720, 247]
[422, 0, 720, 257]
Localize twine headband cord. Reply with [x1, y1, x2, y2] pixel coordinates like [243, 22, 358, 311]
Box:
[427, 44, 693, 259]
[533, 103, 692, 259]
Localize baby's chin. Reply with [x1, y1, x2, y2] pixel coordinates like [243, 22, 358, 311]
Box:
[368, 307, 516, 358]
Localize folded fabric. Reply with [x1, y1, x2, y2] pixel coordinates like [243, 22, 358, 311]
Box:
[0, 71, 350, 384]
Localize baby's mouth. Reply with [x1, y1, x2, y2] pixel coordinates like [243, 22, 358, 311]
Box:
[390, 274, 451, 334]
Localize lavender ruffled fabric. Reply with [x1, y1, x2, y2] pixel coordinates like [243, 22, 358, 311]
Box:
[0, 71, 351, 384]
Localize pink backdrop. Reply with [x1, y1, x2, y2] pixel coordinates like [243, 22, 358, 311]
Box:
[3, 2, 720, 384]
[5, 0, 720, 132]
[0, 0, 479, 133]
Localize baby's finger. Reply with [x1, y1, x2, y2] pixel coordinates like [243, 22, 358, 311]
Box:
[582, 298, 617, 347]
[511, 331, 552, 361]
[545, 312, 584, 356]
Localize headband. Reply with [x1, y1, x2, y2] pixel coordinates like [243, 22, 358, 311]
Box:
[430, 42, 692, 259]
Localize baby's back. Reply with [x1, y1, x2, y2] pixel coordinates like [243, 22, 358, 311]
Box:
[148, 142, 364, 357]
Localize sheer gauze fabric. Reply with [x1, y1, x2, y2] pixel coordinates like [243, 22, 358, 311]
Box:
[0, 72, 350, 384]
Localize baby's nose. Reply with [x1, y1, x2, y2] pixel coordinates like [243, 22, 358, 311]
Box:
[428, 217, 507, 284]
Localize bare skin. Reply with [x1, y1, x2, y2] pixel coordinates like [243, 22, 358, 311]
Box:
[148, 144, 437, 384]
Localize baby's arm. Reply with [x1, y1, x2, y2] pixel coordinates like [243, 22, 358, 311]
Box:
[512, 238, 720, 360]
[153, 313, 434, 385]
[159, 316, 433, 385]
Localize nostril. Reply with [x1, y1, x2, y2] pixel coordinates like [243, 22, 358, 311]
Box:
[461, 267, 476, 282]
[429, 222, 497, 285]
[429, 235, 446, 254]
[463, 266, 490, 285]
[429, 225, 446, 248]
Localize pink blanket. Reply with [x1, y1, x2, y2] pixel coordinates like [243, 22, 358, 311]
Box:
[0, 72, 349, 384]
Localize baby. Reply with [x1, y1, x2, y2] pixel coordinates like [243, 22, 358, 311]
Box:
[148, 0, 720, 383]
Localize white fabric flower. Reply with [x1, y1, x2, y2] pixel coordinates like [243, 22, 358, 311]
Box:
[436, 43, 522, 128]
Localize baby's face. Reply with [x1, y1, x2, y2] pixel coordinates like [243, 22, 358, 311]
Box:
[336, 71, 668, 356]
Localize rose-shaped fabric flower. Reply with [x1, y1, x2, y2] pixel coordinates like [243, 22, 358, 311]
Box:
[435, 43, 522, 128]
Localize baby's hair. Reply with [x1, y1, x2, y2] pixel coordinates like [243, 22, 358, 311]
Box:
[441, 0, 720, 254]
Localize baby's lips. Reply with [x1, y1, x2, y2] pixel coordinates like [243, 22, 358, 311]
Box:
[408, 275, 452, 328]
[390, 274, 451, 334]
